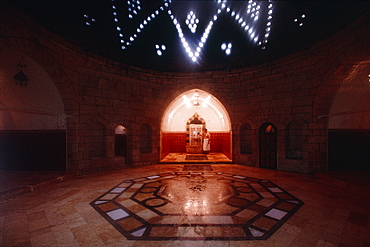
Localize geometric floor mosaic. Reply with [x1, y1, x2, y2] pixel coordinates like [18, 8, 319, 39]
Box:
[90, 168, 303, 240]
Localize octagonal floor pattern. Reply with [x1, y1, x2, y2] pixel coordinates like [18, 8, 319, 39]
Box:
[90, 166, 303, 240]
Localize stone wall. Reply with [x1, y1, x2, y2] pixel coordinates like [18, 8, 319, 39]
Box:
[1, 2, 369, 173]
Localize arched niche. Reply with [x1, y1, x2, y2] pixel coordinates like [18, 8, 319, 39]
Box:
[162, 89, 231, 132]
[328, 63, 370, 129]
[0, 51, 65, 130]
[0, 51, 66, 171]
[115, 125, 127, 157]
[161, 89, 231, 159]
[259, 123, 277, 169]
[115, 125, 127, 135]
[185, 113, 206, 153]
[327, 63, 370, 171]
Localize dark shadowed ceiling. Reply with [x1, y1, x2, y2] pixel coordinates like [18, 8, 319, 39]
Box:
[9, 0, 370, 72]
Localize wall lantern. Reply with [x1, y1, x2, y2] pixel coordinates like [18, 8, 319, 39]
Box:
[13, 56, 29, 86]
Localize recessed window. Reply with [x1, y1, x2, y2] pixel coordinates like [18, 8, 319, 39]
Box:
[115, 125, 127, 157]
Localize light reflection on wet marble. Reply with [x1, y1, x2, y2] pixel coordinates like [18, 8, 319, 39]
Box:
[0, 164, 369, 246]
[158, 174, 236, 216]
[91, 169, 304, 240]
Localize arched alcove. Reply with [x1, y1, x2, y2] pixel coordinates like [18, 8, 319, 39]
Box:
[160, 89, 231, 159]
[327, 62, 370, 171]
[0, 51, 65, 130]
[328, 63, 370, 129]
[115, 125, 127, 157]
[259, 123, 277, 169]
[0, 51, 66, 171]
[162, 89, 230, 132]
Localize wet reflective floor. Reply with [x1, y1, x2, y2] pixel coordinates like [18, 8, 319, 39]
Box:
[1, 164, 369, 246]
[90, 167, 303, 240]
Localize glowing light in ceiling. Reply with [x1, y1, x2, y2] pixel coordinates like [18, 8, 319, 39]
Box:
[155, 44, 166, 56]
[127, 0, 142, 18]
[181, 92, 213, 109]
[185, 11, 199, 33]
[111, 0, 274, 63]
[84, 14, 96, 26]
[221, 42, 232, 55]
[294, 13, 306, 27]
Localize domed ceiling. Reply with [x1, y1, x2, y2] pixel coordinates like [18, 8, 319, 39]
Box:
[10, 0, 369, 72]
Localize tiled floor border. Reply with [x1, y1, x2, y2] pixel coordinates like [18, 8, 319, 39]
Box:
[90, 170, 303, 241]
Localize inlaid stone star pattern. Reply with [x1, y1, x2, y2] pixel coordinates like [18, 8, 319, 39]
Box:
[90, 170, 303, 240]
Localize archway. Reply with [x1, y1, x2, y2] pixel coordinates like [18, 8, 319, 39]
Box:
[327, 62, 370, 171]
[115, 125, 127, 157]
[259, 123, 277, 169]
[160, 89, 231, 160]
[185, 113, 206, 154]
[0, 51, 66, 171]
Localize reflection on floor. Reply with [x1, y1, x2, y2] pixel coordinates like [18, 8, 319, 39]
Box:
[161, 152, 232, 163]
[0, 164, 369, 246]
[90, 165, 303, 240]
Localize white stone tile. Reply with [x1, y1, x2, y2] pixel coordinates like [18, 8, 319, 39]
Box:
[269, 187, 283, 193]
[249, 227, 264, 237]
[265, 208, 287, 220]
[107, 209, 129, 220]
[111, 187, 126, 193]
[132, 227, 146, 237]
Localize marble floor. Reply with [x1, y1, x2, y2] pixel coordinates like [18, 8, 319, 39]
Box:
[161, 152, 232, 163]
[0, 164, 369, 246]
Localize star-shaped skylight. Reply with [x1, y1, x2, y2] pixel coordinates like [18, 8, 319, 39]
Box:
[110, 0, 273, 64]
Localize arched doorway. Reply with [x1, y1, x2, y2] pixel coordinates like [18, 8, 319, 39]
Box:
[115, 125, 127, 157]
[186, 113, 206, 154]
[161, 89, 231, 161]
[259, 123, 277, 169]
